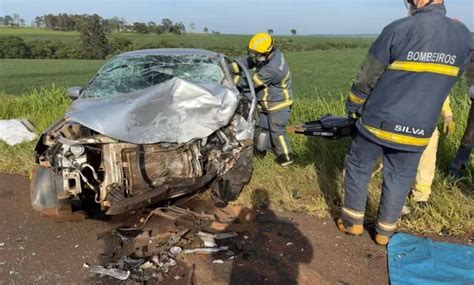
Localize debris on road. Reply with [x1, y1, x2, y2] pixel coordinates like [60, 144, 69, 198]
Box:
[88, 203, 300, 283]
[170, 246, 182, 256]
[197, 231, 237, 240]
[196, 230, 237, 248]
[90, 266, 130, 280]
[184, 246, 230, 254]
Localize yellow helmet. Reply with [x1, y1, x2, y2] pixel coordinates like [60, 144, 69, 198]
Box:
[248, 32, 274, 55]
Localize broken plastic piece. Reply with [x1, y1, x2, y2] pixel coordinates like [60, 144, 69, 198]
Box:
[199, 236, 217, 248]
[90, 266, 130, 280]
[183, 246, 229, 254]
[140, 261, 156, 270]
[170, 246, 182, 256]
[197, 231, 237, 240]
[212, 259, 224, 264]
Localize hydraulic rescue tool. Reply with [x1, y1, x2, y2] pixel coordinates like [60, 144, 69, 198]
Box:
[287, 114, 356, 140]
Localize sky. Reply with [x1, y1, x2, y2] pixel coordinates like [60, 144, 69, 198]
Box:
[0, 0, 472, 35]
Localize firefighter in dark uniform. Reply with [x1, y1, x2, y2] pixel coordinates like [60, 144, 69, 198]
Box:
[337, 0, 472, 245]
[237, 32, 295, 166]
[449, 52, 474, 177]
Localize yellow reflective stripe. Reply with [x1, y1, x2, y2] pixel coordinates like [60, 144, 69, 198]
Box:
[231, 62, 240, 74]
[266, 100, 293, 111]
[342, 207, 365, 219]
[252, 73, 265, 87]
[261, 87, 270, 109]
[377, 220, 397, 231]
[388, 61, 460, 77]
[233, 75, 241, 85]
[364, 125, 430, 147]
[349, 92, 366, 105]
[278, 135, 289, 155]
[281, 71, 291, 100]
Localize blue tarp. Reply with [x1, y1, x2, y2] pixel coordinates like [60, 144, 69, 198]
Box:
[388, 233, 474, 285]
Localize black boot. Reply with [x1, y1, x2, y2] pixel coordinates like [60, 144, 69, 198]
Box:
[276, 153, 295, 166]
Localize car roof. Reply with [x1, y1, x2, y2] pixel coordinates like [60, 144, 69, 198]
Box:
[118, 48, 222, 57]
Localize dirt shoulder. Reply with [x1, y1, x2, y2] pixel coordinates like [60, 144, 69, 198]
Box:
[0, 173, 469, 284]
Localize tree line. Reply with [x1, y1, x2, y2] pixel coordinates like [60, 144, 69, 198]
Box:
[1, 13, 188, 35]
[0, 14, 26, 27]
[1, 13, 299, 35]
[33, 13, 187, 34]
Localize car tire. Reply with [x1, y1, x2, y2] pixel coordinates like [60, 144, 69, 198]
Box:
[211, 179, 245, 208]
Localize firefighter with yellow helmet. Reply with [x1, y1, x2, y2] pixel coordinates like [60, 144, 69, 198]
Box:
[245, 32, 295, 166]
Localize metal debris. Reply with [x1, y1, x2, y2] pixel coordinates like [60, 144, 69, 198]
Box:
[90, 266, 130, 280]
[120, 206, 215, 231]
[170, 246, 182, 256]
[197, 231, 237, 240]
[152, 206, 217, 228]
[199, 236, 217, 248]
[196, 231, 237, 248]
[184, 246, 229, 254]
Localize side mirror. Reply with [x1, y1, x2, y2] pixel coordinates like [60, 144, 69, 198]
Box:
[67, 87, 83, 100]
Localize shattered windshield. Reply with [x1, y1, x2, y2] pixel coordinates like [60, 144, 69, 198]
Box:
[84, 54, 226, 98]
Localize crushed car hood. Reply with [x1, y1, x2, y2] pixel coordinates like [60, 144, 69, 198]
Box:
[66, 78, 239, 144]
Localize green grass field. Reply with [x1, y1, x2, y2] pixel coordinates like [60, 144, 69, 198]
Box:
[0, 59, 104, 94]
[0, 45, 472, 236]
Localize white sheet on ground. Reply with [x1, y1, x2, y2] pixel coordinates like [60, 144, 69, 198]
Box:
[0, 119, 37, 146]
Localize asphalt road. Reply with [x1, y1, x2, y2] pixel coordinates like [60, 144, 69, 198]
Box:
[0, 173, 393, 284]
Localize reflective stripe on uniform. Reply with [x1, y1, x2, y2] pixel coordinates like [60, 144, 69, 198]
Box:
[233, 75, 241, 85]
[376, 220, 397, 231]
[231, 62, 240, 74]
[349, 92, 366, 105]
[278, 135, 290, 155]
[266, 100, 294, 111]
[261, 87, 270, 109]
[364, 124, 431, 147]
[252, 73, 266, 87]
[388, 61, 460, 77]
[262, 71, 293, 111]
[281, 71, 291, 100]
[342, 207, 365, 219]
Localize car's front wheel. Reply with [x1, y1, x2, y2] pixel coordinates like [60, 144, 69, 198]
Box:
[210, 146, 253, 207]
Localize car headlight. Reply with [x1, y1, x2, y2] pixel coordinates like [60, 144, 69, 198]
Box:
[70, 145, 85, 157]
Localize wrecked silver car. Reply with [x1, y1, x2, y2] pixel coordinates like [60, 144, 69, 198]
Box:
[31, 49, 257, 220]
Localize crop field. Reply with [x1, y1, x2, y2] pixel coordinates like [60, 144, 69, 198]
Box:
[0, 59, 104, 94]
[0, 39, 472, 236]
[0, 27, 373, 52]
